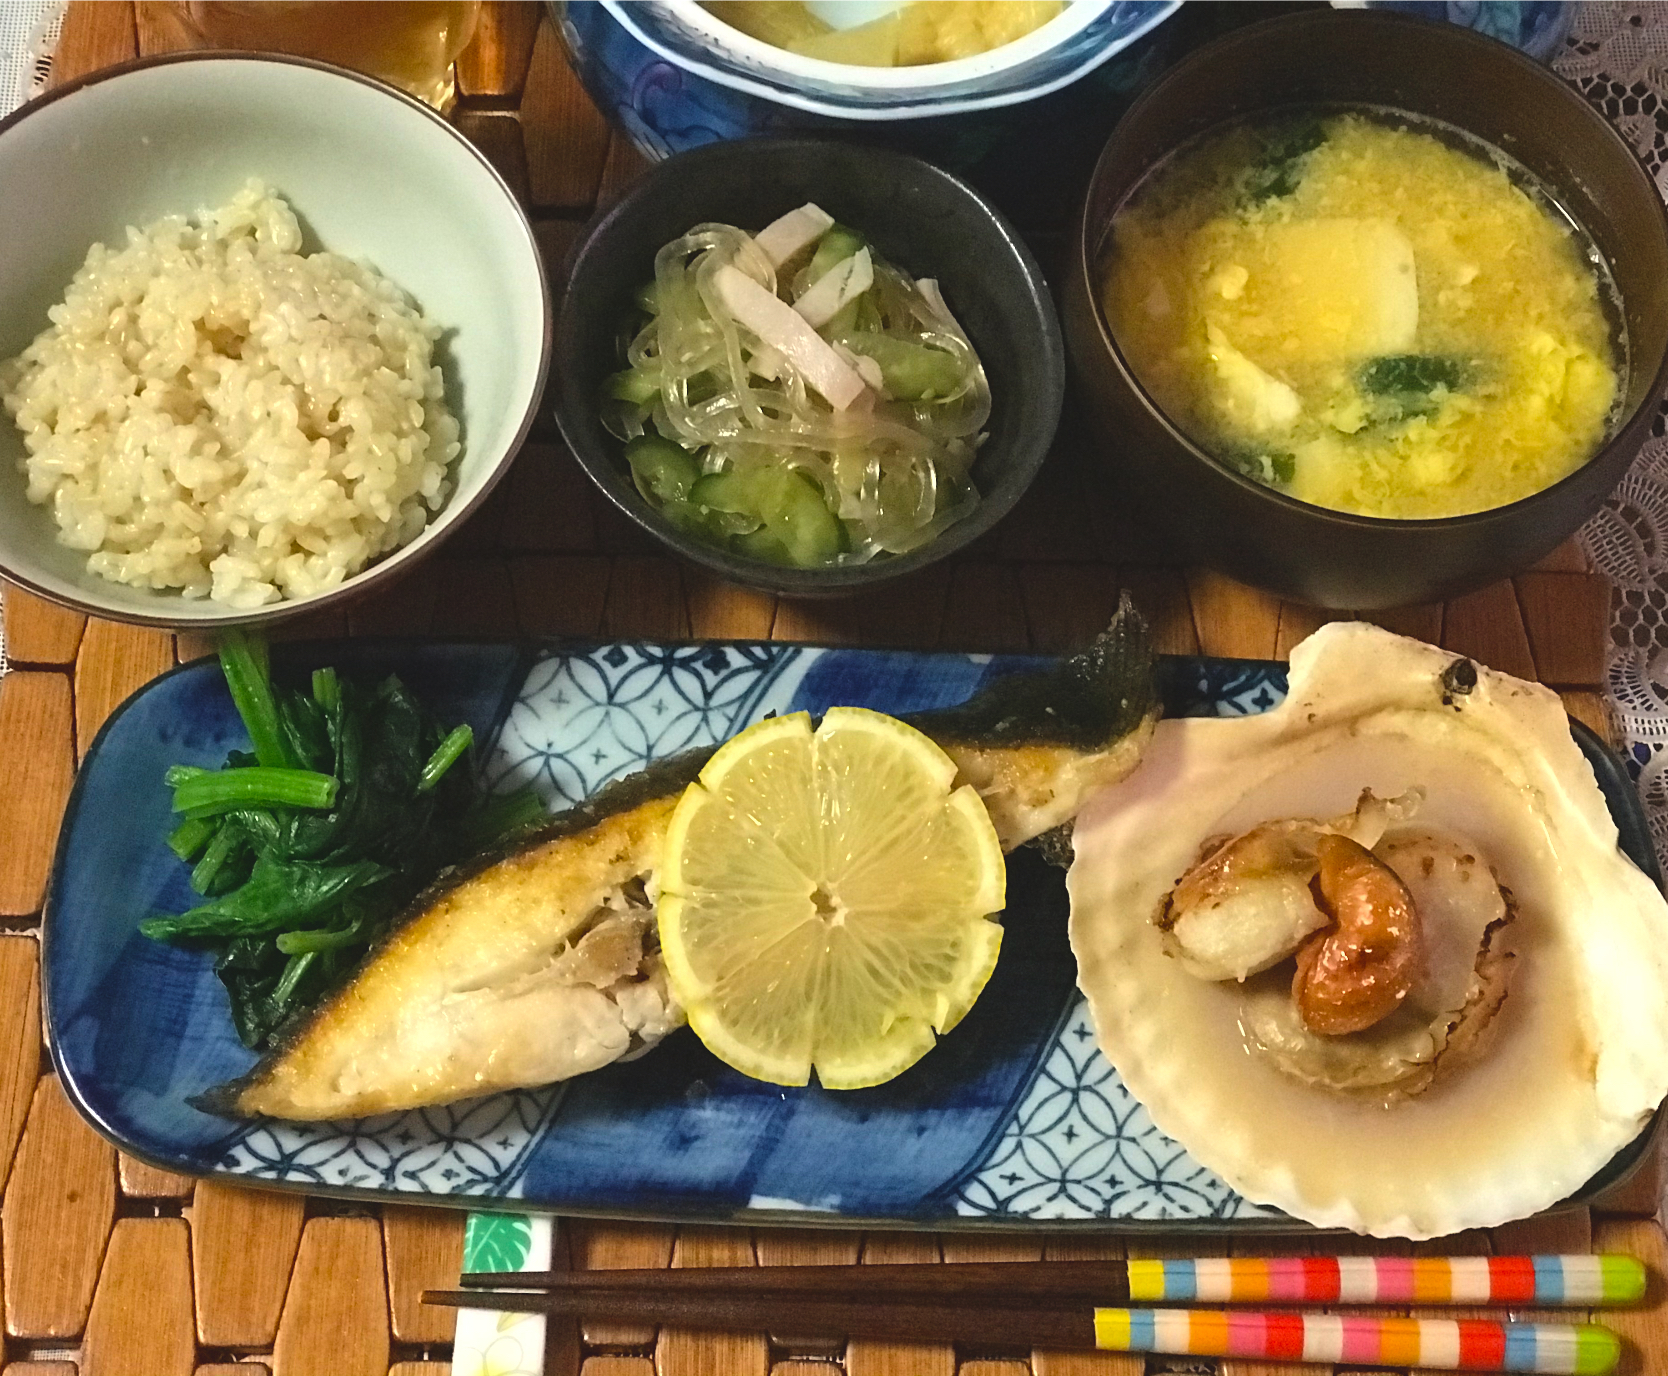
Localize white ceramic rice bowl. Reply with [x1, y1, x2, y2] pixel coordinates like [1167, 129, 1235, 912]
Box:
[0, 53, 549, 627]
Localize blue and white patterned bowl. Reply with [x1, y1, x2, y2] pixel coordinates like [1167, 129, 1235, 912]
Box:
[553, 0, 1181, 161]
[1348, 1, 1577, 64]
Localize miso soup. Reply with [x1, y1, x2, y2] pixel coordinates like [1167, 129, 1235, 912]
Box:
[1102, 111, 1622, 520]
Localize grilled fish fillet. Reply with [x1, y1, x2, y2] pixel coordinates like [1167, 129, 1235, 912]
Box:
[201, 601, 1157, 1120]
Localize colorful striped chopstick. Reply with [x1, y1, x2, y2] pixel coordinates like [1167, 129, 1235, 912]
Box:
[457, 1253, 1647, 1309]
[1124, 1254, 1645, 1307]
[1095, 1310, 1620, 1374]
[438, 1250, 1646, 1375]
[426, 1287, 1626, 1374]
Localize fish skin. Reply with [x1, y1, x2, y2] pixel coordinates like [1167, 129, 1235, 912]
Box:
[203, 600, 1157, 1121]
[917, 593, 1158, 849]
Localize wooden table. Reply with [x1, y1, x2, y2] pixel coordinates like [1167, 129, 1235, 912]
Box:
[1, 4, 1665, 1373]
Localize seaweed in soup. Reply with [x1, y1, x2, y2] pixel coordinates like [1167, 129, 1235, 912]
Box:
[1242, 116, 1330, 204]
[1359, 353, 1475, 424]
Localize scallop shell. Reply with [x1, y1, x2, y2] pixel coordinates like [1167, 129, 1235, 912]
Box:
[1067, 621, 1668, 1238]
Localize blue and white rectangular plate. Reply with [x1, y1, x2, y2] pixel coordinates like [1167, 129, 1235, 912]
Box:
[43, 638, 1662, 1229]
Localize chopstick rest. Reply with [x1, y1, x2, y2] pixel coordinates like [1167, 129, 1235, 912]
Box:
[1094, 1310, 1620, 1374]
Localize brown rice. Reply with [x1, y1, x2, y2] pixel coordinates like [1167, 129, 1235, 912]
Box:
[0, 180, 460, 608]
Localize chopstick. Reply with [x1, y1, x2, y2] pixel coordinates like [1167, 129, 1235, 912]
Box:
[420, 1288, 1625, 1373]
[452, 1254, 1646, 1308]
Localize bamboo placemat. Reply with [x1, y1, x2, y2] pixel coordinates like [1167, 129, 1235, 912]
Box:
[0, 4, 1665, 1373]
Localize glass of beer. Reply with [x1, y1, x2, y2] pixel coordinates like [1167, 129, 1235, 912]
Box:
[177, 2, 482, 109]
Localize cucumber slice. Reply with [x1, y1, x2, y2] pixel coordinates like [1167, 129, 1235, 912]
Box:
[841, 335, 964, 401]
[690, 468, 844, 567]
[625, 435, 699, 504]
[657, 498, 709, 536]
[807, 225, 867, 283]
[824, 298, 861, 337]
[689, 470, 764, 516]
[763, 470, 845, 567]
[826, 293, 884, 337]
[735, 527, 794, 563]
[607, 368, 661, 409]
[687, 470, 769, 538]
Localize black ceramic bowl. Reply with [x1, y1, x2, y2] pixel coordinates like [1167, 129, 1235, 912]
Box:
[553, 137, 1064, 597]
[1063, 10, 1668, 610]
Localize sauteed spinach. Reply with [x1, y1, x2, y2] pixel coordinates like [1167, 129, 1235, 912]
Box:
[142, 635, 544, 1050]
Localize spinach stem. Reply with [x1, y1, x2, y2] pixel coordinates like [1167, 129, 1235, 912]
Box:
[276, 923, 363, 956]
[172, 767, 338, 815]
[166, 816, 217, 862]
[418, 724, 473, 793]
[270, 950, 316, 1009]
[311, 667, 340, 715]
[190, 822, 242, 895]
[219, 630, 297, 769]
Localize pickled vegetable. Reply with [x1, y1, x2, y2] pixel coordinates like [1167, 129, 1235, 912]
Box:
[601, 203, 990, 570]
[625, 435, 698, 504]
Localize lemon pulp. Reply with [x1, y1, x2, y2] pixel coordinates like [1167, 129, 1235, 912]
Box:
[658, 707, 1006, 1089]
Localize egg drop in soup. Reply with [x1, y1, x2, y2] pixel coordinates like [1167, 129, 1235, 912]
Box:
[1102, 112, 1622, 519]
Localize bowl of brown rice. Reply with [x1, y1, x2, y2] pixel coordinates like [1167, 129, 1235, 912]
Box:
[0, 53, 550, 627]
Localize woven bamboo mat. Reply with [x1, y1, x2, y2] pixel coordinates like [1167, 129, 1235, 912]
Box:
[1, 4, 1666, 1373]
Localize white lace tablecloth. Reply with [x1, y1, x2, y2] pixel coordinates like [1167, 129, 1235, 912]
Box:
[0, 0, 64, 674]
[0, 0, 59, 120]
[1558, 3, 1668, 865]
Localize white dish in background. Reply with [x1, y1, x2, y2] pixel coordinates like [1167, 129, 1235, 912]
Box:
[0, 53, 550, 628]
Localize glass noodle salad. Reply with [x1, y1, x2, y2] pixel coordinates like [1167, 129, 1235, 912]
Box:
[601, 203, 991, 568]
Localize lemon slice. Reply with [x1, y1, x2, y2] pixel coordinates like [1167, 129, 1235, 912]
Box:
[659, 707, 1006, 1089]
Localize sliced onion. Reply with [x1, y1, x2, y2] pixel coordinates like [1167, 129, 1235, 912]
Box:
[711, 265, 869, 411]
[914, 277, 955, 327]
[752, 203, 834, 268]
